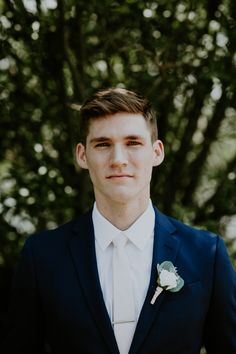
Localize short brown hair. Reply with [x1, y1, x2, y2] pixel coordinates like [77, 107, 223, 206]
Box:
[79, 87, 158, 144]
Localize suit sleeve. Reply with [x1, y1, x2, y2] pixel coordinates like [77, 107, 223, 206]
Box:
[1, 238, 44, 354]
[203, 236, 236, 353]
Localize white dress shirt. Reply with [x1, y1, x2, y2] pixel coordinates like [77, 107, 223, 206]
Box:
[92, 201, 155, 329]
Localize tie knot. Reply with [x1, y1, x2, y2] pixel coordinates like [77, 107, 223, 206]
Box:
[113, 234, 127, 248]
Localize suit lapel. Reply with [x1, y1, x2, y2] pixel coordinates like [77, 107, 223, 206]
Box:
[68, 210, 119, 354]
[129, 207, 180, 354]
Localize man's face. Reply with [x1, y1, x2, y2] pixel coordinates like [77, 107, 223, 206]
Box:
[76, 113, 164, 206]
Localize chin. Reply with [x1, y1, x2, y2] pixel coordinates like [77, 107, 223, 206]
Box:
[107, 192, 134, 204]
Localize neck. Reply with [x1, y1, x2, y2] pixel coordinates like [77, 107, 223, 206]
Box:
[95, 198, 150, 230]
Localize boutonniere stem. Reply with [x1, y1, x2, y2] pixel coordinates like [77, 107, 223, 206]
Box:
[150, 286, 163, 304]
[151, 261, 184, 305]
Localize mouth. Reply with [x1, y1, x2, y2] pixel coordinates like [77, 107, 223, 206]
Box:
[106, 174, 133, 179]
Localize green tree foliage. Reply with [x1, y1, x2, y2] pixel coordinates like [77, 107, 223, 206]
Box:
[0, 0, 236, 314]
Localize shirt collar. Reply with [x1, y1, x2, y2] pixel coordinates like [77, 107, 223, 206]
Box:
[92, 201, 155, 251]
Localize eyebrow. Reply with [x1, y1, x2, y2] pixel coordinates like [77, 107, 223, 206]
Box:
[89, 137, 110, 144]
[125, 135, 143, 140]
[89, 135, 144, 144]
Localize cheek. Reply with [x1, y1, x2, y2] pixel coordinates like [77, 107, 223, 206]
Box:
[86, 158, 105, 178]
[87, 168, 101, 188]
[137, 156, 155, 179]
[86, 155, 103, 168]
[134, 151, 155, 167]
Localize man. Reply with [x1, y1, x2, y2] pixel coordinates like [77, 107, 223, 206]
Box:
[2, 88, 236, 354]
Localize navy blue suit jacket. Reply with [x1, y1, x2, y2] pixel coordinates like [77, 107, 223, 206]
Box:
[2, 207, 236, 353]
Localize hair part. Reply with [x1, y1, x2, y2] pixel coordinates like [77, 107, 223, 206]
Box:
[79, 87, 158, 144]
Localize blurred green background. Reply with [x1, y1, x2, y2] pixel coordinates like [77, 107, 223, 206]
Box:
[0, 0, 236, 336]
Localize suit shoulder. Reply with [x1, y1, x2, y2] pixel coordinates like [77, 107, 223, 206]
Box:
[24, 219, 74, 246]
[168, 215, 218, 240]
[25, 211, 91, 247]
[154, 206, 219, 247]
[161, 213, 224, 262]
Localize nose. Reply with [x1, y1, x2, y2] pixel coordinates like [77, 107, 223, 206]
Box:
[110, 145, 128, 167]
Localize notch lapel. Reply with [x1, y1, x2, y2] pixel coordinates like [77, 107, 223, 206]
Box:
[129, 208, 180, 354]
[68, 210, 119, 354]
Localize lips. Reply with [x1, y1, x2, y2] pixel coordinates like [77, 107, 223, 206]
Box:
[106, 174, 133, 179]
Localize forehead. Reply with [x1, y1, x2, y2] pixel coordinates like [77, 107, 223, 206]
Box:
[86, 113, 152, 141]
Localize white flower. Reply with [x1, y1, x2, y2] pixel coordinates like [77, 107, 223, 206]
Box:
[159, 269, 178, 290]
[150, 261, 184, 305]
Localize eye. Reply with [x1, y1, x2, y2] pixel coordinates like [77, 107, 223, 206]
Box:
[95, 142, 110, 148]
[127, 140, 142, 146]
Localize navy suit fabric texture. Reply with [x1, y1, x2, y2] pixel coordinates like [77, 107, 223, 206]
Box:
[2, 207, 236, 354]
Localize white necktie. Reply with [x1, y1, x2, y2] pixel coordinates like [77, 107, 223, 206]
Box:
[112, 234, 136, 354]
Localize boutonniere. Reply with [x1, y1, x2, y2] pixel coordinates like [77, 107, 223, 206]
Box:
[151, 261, 184, 305]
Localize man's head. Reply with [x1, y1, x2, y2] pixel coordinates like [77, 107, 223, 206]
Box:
[76, 88, 164, 208]
[79, 87, 158, 145]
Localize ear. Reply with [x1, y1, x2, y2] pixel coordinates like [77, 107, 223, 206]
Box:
[75, 143, 88, 169]
[152, 140, 164, 167]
